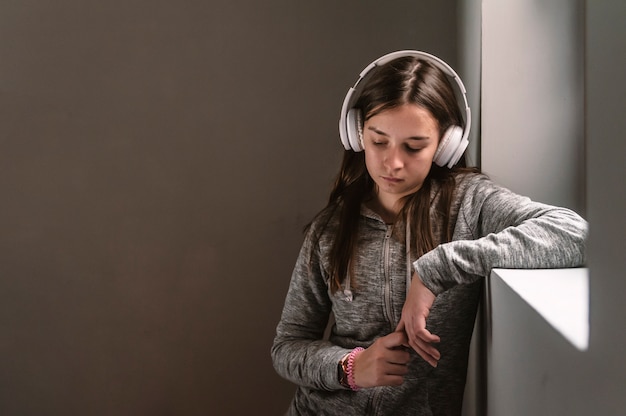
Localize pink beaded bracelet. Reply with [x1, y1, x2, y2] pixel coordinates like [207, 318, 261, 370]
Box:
[346, 347, 364, 391]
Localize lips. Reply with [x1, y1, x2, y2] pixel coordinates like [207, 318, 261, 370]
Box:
[382, 176, 403, 183]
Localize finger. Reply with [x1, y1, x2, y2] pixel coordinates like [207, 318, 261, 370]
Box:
[388, 349, 411, 365]
[406, 312, 438, 342]
[395, 330, 409, 346]
[416, 327, 441, 344]
[407, 334, 441, 365]
[410, 341, 439, 367]
[395, 318, 405, 333]
[404, 327, 416, 351]
[387, 362, 410, 376]
[408, 335, 438, 357]
[415, 331, 440, 359]
[382, 330, 410, 349]
[400, 316, 418, 346]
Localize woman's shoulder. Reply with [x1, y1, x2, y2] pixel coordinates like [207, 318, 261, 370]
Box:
[451, 169, 504, 193]
[444, 170, 512, 210]
[449, 170, 537, 215]
[451, 169, 487, 185]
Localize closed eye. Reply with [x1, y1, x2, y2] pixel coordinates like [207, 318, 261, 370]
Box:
[405, 145, 424, 153]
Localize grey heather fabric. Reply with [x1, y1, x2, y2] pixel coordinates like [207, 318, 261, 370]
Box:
[271, 173, 587, 415]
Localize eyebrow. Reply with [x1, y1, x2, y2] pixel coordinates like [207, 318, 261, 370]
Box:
[367, 126, 430, 141]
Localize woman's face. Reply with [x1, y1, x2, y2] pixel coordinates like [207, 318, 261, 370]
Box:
[362, 103, 440, 212]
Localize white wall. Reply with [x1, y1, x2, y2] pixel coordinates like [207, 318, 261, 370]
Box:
[481, 0, 585, 213]
[487, 269, 591, 416]
[481, 2, 586, 414]
[481, 0, 626, 414]
[584, 0, 626, 414]
[481, 2, 587, 414]
[458, 0, 482, 167]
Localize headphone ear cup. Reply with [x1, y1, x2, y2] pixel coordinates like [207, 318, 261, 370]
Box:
[433, 125, 463, 167]
[346, 108, 364, 151]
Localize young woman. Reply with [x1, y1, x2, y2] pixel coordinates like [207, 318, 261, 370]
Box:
[271, 51, 587, 415]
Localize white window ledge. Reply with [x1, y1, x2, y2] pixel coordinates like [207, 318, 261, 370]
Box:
[490, 268, 589, 351]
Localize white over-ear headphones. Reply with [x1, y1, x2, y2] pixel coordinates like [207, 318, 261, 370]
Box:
[338, 50, 471, 168]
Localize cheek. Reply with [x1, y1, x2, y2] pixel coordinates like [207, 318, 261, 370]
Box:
[409, 150, 437, 173]
[363, 148, 378, 167]
[363, 152, 376, 178]
[421, 144, 439, 163]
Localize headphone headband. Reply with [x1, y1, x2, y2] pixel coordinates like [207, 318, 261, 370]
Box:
[338, 50, 471, 168]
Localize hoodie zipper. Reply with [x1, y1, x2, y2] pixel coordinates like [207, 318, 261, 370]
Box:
[382, 224, 396, 328]
[367, 224, 396, 415]
[374, 224, 394, 416]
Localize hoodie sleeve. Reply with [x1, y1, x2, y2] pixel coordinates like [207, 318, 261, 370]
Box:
[270, 225, 350, 391]
[414, 174, 588, 295]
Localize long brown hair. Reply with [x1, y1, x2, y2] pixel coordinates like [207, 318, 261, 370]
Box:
[317, 56, 477, 293]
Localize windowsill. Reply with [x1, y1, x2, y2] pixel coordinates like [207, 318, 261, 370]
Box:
[490, 268, 589, 351]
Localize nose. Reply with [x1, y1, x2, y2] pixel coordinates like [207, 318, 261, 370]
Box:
[383, 145, 404, 170]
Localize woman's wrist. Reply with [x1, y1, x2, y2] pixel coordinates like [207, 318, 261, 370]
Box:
[345, 347, 364, 391]
[338, 353, 351, 388]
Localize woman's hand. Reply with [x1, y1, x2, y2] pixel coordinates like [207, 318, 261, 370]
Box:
[396, 273, 441, 367]
[352, 331, 411, 388]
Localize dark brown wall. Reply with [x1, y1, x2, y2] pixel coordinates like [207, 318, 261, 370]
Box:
[0, 1, 457, 414]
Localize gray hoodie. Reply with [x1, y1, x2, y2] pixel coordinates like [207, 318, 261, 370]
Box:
[271, 173, 587, 415]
